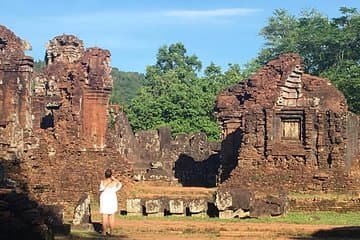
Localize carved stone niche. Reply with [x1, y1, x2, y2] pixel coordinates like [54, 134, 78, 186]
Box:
[273, 110, 305, 144]
[282, 118, 301, 140]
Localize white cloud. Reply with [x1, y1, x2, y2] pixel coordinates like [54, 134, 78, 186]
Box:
[164, 8, 262, 19]
[39, 8, 262, 27]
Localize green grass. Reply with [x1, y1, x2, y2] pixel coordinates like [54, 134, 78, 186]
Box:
[116, 211, 360, 225]
[242, 211, 360, 225]
[56, 212, 360, 240]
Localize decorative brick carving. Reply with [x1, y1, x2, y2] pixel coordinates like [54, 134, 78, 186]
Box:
[215, 53, 360, 195]
[0, 25, 137, 217]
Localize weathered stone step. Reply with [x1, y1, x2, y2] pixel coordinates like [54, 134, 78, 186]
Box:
[284, 81, 301, 88]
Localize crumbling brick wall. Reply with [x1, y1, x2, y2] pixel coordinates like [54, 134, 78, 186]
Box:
[0, 25, 138, 216]
[32, 35, 112, 150]
[26, 34, 138, 212]
[0, 25, 33, 184]
[215, 53, 360, 193]
[134, 127, 221, 187]
[0, 24, 222, 216]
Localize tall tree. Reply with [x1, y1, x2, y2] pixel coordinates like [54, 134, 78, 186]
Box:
[126, 43, 245, 140]
[256, 7, 360, 113]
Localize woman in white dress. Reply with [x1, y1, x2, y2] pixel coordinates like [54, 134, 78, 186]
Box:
[99, 168, 122, 236]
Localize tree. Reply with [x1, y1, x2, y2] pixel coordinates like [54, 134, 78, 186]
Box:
[258, 9, 335, 74]
[155, 42, 202, 74]
[110, 68, 145, 105]
[321, 60, 360, 114]
[126, 43, 245, 140]
[33, 59, 45, 72]
[256, 7, 360, 113]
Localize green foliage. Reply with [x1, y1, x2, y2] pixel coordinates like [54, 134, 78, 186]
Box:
[257, 7, 360, 113]
[155, 42, 202, 73]
[258, 9, 335, 74]
[239, 59, 261, 79]
[108, 108, 116, 129]
[321, 60, 360, 114]
[33, 59, 45, 72]
[110, 68, 145, 105]
[119, 7, 360, 138]
[126, 43, 245, 140]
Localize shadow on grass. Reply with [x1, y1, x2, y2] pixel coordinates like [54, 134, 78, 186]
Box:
[92, 222, 102, 234]
[60, 232, 130, 240]
[292, 226, 360, 240]
[53, 222, 130, 240]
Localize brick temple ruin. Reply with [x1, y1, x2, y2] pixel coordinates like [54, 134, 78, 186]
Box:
[212, 53, 360, 218]
[215, 53, 360, 206]
[1, 24, 360, 236]
[0, 24, 219, 234]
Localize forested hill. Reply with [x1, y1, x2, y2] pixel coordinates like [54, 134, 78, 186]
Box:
[110, 68, 145, 105]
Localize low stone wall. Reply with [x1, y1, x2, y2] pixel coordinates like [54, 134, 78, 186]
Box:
[289, 196, 360, 212]
[126, 197, 209, 217]
[215, 188, 288, 218]
[125, 189, 289, 219]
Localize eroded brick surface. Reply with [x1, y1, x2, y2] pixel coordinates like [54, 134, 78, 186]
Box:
[2, 25, 360, 222]
[215, 53, 360, 194]
[0, 26, 136, 218]
[0, 25, 33, 164]
[0, 25, 220, 218]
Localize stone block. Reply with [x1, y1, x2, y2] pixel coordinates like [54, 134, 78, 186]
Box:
[230, 189, 252, 211]
[72, 194, 90, 225]
[145, 199, 162, 216]
[219, 209, 249, 219]
[126, 198, 142, 216]
[219, 210, 233, 219]
[189, 199, 207, 214]
[215, 191, 232, 211]
[169, 199, 184, 215]
[233, 208, 249, 218]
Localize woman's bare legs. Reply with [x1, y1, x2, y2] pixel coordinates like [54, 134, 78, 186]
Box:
[102, 214, 109, 235]
[109, 214, 115, 235]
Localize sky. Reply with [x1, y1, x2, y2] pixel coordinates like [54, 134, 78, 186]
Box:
[1, 1, 359, 73]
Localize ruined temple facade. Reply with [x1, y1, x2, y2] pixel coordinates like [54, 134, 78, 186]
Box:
[0, 25, 139, 215]
[216, 53, 360, 192]
[0, 25, 33, 163]
[33, 34, 112, 150]
[3, 22, 360, 222]
[0, 25, 220, 218]
[27, 34, 138, 207]
[134, 127, 220, 187]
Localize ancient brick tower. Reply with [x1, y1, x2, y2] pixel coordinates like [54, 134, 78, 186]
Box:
[0, 25, 137, 215]
[0, 25, 33, 162]
[33, 34, 112, 150]
[215, 53, 360, 192]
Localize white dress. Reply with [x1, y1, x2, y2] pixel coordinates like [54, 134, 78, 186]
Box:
[99, 181, 122, 214]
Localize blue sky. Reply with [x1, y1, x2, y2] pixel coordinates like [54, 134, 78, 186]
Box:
[1, 1, 358, 73]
